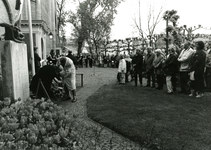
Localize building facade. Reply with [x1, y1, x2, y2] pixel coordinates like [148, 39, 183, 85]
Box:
[21, 0, 57, 66]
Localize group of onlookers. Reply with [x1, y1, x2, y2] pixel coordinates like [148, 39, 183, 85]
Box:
[117, 40, 211, 98]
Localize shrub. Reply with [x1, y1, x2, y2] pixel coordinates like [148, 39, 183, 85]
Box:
[0, 97, 78, 150]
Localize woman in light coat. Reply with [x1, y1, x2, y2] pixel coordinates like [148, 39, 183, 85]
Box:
[58, 57, 77, 102]
[118, 55, 127, 84]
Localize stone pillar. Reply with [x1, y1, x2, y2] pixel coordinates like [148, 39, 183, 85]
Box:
[0, 41, 29, 101]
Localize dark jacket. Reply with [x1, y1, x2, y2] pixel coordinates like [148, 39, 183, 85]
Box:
[190, 50, 206, 75]
[34, 52, 41, 72]
[30, 65, 59, 98]
[67, 53, 78, 66]
[144, 53, 155, 73]
[132, 54, 143, 74]
[164, 54, 178, 76]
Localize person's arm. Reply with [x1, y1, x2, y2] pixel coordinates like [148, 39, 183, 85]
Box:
[54, 77, 62, 84]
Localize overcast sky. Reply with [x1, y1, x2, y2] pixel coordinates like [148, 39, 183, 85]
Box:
[110, 0, 211, 40]
[65, 0, 211, 40]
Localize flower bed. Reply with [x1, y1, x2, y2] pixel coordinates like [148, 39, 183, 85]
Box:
[0, 97, 78, 150]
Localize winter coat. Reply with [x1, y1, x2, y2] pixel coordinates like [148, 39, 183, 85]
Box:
[177, 48, 195, 72]
[132, 54, 143, 74]
[190, 50, 206, 75]
[164, 54, 178, 76]
[144, 53, 155, 73]
[118, 59, 127, 73]
[153, 55, 164, 75]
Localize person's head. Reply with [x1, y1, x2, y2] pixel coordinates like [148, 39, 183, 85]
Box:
[136, 49, 141, 55]
[54, 65, 61, 76]
[147, 47, 152, 54]
[60, 57, 66, 67]
[120, 55, 124, 59]
[195, 41, 205, 51]
[168, 45, 176, 55]
[184, 42, 191, 50]
[50, 49, 55, 56]
[34, 46, 38, 53]
[68, 50, 72, 55]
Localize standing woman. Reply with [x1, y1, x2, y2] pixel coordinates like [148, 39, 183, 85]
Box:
[118, 55, 127, 84]
[190, 41, 206, 98]
[153, 49, 164, 90]
[59, 57, 77, 102]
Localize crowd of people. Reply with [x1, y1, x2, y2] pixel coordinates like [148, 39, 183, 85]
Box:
[31, 40, 211, 101]
[117, 41, 211, 98]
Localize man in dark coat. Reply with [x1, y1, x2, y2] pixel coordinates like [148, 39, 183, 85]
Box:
[144, 47, 155, 87]
[164, 46, 178, 94]
[34, 46, 41, 73]
[30, 65, 61, 98]
[132, 49, 143, 86]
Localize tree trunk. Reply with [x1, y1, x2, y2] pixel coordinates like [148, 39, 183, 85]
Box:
[77, 41, 83, 55]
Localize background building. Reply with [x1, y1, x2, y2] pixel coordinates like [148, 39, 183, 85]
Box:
[21, 0, 57, 66]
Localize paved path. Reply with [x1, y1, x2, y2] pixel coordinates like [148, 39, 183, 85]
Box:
[58, 67, 143, 149]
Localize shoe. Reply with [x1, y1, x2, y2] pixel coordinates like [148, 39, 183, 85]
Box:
[72, 97, 77, 102]
[156, 87, 163, 90]
[196, 93, 204, 98]
[168, 92, 173, 94]
[145, 84, 150, 87]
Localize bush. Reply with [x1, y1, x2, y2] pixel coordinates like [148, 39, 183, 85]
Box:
[0, 97, 78, 150]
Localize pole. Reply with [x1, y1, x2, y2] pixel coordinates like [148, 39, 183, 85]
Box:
[166, 18, 169, 54]
[27, 0, 35, 76]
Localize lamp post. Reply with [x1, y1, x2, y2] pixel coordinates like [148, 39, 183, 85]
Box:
[126, 38, 132, 55]
[49, 32, 53, 40]
[113, 39, 120, 56]
[164, 12, 170, 52]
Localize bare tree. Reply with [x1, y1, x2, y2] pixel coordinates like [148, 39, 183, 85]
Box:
[132, 0, 164, 46]
[56, 0, 71, 43]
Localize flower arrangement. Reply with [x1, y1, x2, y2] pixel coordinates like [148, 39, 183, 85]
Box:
[0, 97, 78, 150]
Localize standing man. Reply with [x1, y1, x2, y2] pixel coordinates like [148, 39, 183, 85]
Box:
[132, 49, 143, 86]
[177, 42, 195, 94]
[34, 46, 41, 73]
[144, 47, 155, 87]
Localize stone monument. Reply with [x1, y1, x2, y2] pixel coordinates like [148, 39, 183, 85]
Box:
[0, 0, 29, 101]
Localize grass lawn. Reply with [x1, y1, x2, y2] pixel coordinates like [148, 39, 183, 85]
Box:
[87, 82, 211, 150]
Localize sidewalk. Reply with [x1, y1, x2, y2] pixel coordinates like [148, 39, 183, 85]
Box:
[58, 67, 143, 149]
